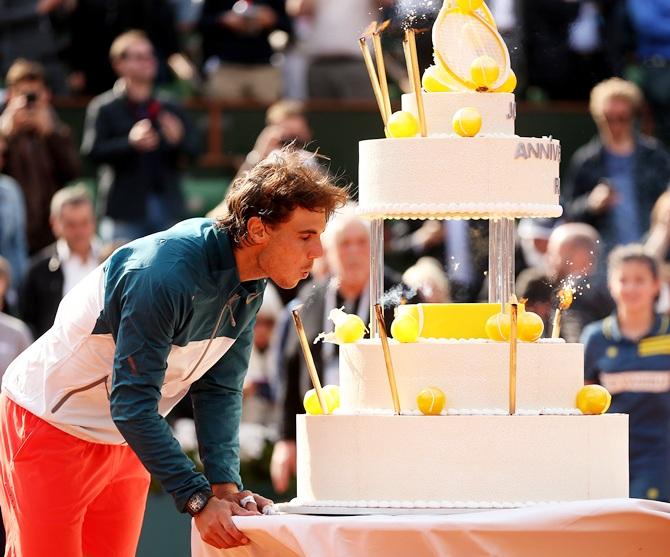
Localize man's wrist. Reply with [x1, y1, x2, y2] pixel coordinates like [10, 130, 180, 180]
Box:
[185, 488, 214, 517]
[212, 482, 240, 499]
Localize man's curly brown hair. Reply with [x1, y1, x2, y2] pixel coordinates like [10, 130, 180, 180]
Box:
[216, 148, 348, 246]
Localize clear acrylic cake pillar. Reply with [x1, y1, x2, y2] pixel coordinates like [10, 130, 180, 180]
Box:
[488, 218, 515, 305]
[369, 218, 384, 338]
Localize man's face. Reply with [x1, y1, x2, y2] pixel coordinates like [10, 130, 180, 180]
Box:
[601, 97, 633, 142]
[52, 203, 96, 255]
[328, 220, 370, 286]
[257, 207, 326, 289]
[8, 79, 49, 108]
[278, 115, 312, 146]
[116, 39, 157, 83]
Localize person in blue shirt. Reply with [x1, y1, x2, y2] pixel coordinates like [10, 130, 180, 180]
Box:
[581, 244, 670, 501]
[0, 148, 347, 555]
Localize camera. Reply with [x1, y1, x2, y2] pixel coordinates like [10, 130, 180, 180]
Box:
[24, 92, 38, 108]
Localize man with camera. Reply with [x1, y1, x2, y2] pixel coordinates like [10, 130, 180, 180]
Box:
[81, 30, 200, 242]
[0, 59, 81, 254]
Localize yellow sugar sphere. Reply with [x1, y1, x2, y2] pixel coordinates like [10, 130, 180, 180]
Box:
[387, 110, 420, 138]
[455, 0, 484, 12]
[494, 69, 517, 93]
[390, 312, 420, 343]
[452, 107, 482, 137]
[417, 387, 446, 416]
[422, 65, 453, 92]
[517, 310, 544, 342]
[323, 384, 340, 411]
[470, 55, 500, 90]
[303, 387, 337, 415]
[335, 314, 367, 343]
[485, 312, 511, 341]
[576, 385, 612, 415]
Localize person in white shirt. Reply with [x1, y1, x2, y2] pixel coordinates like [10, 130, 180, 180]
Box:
[20, 184, 99, 337]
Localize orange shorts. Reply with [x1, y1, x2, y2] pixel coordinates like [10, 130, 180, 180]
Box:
[0, 394, 150, 557]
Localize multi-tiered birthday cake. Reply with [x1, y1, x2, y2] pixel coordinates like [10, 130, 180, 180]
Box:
[284, 1, 628, 513]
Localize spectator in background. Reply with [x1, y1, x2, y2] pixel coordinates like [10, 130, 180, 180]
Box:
[627, 1, 670, 147]
[199, 0, 291, 103]
[0, 135, 28, 313]
[562, 78, 670, 255]
[517, 223, 614, 342]
[287, 0, 378, 100]
[0, 257, 32, 377]
[20, 184, 99, 339]
[401, 256, 450, 304]
[0, 0, 69, 94]
[0, 59, 81, 254]
[82, 30, 200, 243]
[582, 245, 670, 502]
[242, 283, 283, 427]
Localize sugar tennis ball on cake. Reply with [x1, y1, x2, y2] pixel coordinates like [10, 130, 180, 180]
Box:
[390, 312, 420, 343]
[517, 311, 544, 342]
[470, 55, 500, 90]
[452, 107, 482, 137]
[329, 308, 367, 343]
[455, 0, 484, 11]
[323, 384, 340, 411]
[422, 65, 453, 92]
[494, 69, 517, 93]
[303, 387, 337, 415]
[485, 312, 511, 341]
[387, 111, 420, 138]
[576, 385, 612, 415]
[417, 387, 446, 415]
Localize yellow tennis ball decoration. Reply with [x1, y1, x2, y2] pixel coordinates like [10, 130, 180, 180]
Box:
[390, 312, 420, 343]
[417, 387, 446, 416]
[470, 55, 500, 90]
[422, 65, 453, 92]
[452, 107, 482, 137]
[455, 0, 484, 12]
[494, 69, 517, 93]
[386, 110, 420, 138]
[485, 312, 510, 341]
[303, 386, 338, 415]
[329, 308, 367, 343]
[323, 384, 340, 411]
[576, 385, 612, 415]
[517, 311, 544, 342]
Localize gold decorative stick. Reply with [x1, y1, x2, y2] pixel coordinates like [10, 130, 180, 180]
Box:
[358, 37, 388, 125]
[291, 309, 329, 415]
[551, 287, 574, 339]
[509, 297, 518, 415]
[405, 28, 428, 137]
[372, 21, 392, 123]
[374, 303, 401, 414]
[402, 33, 414, 93]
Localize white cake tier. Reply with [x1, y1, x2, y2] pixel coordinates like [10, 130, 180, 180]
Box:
[339, 339, 583, 414]
[401, 92, 516, 135]
[296, 414, 629, 507]
[358, 136, 562, 219]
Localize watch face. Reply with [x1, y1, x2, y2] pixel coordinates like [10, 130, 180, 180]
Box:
[187, 492, 208, 515]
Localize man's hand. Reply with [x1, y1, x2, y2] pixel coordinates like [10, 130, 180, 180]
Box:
[195, 485, 274, 549]
[129, 119, 159, 152]
[0, 97, 34, 137]
[587, 182, 618, 214]
[158, 112, 184, 146]
[270, 439, 296, 494]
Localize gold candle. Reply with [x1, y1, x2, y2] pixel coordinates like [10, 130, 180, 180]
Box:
[358, 37, 388, 125]
[508, 298, 518, 415]
[291, 309, 329, 415]
[374, 303, 401, 415]
[402, 34, 414, 93]
[372, 24, 392, 123]
[405, 28, 428, 137]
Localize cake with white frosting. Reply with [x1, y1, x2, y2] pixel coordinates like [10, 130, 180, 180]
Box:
[284, 1, 628, 513]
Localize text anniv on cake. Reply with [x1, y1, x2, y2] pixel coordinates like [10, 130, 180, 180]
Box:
[514, 142, 561, 162]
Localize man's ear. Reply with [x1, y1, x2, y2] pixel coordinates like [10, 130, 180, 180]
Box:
[246, 216, 267, 245]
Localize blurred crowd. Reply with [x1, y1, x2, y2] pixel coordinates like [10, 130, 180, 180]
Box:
[0, 0, 670, 523]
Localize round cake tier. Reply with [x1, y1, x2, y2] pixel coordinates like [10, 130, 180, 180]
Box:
[401, 92, 516, 135]
[339, 339, 583, 414]
[296, 414, 629, 507]
[358, 136, 562, 219]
